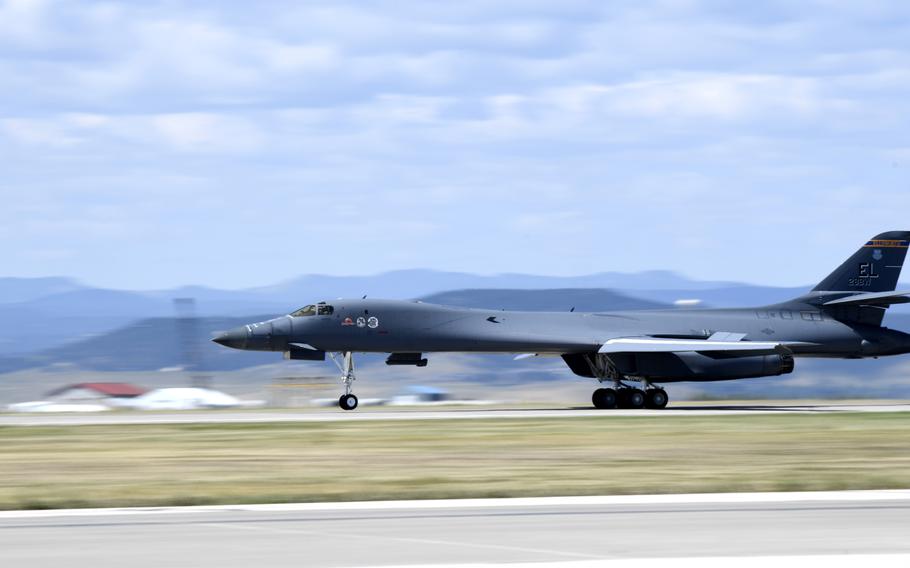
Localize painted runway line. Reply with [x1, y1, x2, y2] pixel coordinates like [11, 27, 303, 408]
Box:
[2, 491, 908, 567]
[2, 402, 909, 426]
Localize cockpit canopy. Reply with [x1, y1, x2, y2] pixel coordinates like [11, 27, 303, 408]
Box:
[290, 302, 334, 317]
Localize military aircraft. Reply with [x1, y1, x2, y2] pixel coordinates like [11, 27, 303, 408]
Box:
[214, 232, 910, 411]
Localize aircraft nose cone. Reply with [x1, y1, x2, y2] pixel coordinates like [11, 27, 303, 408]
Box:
[212, 326, 248, 349]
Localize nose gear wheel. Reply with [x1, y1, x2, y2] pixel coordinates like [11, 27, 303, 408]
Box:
[330, 351, 359, 411]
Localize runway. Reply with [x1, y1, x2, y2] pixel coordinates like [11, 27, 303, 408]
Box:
[1, 491, 909, 567]
[1, 402, 909, 426]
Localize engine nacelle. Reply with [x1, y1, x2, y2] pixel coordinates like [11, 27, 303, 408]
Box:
[671, 351, 793, 381]
[563, 351, 795, 382]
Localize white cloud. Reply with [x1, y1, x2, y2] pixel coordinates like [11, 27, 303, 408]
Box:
[517, 73, 826, 126]
[0, 0, 51, 48]
[151, 113, 265, 153]
[63, 113, 110, 129]
[885, 148, 910, 163]
[1, 1, 910, 287]
[601, 74, 823, 120]
[350, 95, 453, 124]
[1, 112, 266, 153]
[1, 117, 81, 147]
[261, 43, 339, 73]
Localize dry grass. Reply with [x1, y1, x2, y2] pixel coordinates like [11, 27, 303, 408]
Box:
[2, 413, 910, 510]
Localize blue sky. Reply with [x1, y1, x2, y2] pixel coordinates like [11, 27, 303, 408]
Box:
[1, 1, 909, 289]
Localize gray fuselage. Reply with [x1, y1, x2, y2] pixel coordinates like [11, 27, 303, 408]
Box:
[212, 231, 910, 407]
[228, 298, 910, 359]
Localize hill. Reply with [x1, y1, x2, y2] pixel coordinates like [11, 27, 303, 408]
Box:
[0, 277, 85, 304]
[0, 271, 820, 357]
[0, 288, 669, 374]
[419, 288, 666, 312]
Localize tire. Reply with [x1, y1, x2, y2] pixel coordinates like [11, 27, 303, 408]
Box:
[645, 389, 669, 409]
[625, 388, 646, 409]
[600, 388, 617, 409]
[592, 388, 617, 410]
[339, 394, 359, 411]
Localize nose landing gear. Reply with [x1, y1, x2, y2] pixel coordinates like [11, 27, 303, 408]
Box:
[339, 393, 358, 411]
[330, 351, 359, 411]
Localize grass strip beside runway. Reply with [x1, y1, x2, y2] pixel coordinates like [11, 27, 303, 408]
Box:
[2, 412, 910, 510]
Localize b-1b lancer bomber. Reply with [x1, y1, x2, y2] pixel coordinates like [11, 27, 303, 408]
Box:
[214, 232, 910, 411]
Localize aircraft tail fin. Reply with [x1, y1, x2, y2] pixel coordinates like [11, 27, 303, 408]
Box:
[812, 231, 910, 294]
[802, 231, 910, 327]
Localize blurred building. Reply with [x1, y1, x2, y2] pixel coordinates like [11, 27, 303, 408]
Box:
[46, 382, 147, 404]
[7, 382, 147, 413]
[123, 387, 255, 410]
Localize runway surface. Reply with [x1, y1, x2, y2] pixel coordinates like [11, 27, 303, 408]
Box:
[1, 402, 909, 426]
[1, 491, 909, 567]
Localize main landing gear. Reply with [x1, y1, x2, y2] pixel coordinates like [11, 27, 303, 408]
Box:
[581, 353, 667, 410]
[592, 383, 669, 410]
[330, 351, 358, 411]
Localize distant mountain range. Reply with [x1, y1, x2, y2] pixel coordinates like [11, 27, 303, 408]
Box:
[0, 288, 669, 373]
[2, 271, 910, 400]
[0, 270, 816, 357]
[419, 289, 667, 312]
[1, 270, 909, 382]
[0, 268, 773, 312]
[245, 269, 748, 299]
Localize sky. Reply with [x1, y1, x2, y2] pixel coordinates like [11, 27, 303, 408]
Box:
[1, 0, 909, 290]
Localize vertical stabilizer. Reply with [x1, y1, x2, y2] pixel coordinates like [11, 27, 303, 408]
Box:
[812, 232, 910, 293]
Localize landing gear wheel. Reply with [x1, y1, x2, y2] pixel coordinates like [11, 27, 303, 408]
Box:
[592, 388, 617, 409]
[339, 394, 359, 411]
[618, 388, 646, 409]
[331, 351, 359, 411]
[645, 389, 669, 409]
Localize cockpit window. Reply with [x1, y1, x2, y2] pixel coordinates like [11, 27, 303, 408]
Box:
[290, 304, 334, 317]
[290, 305, 316, 317]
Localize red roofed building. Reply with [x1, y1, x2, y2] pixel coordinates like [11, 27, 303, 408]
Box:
[47, 382, 147, 403]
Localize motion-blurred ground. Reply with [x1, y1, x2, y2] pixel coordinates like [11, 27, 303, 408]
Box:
[2, 412, 909, 510]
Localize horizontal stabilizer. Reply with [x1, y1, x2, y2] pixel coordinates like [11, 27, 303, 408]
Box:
[598, 337, 783, 354]
[823, 290, 910, 307]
